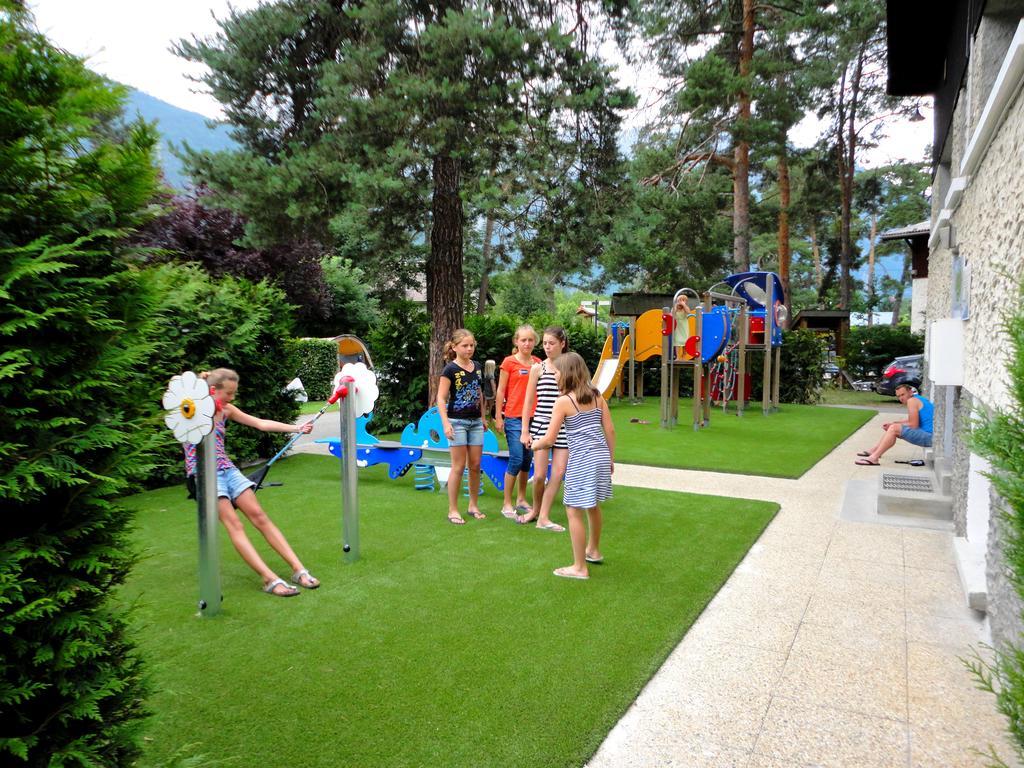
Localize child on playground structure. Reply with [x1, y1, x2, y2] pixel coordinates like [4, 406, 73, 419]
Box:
[437, 328, 487, 525]
[855, 376, 934, 466]
[519, 326, 570, 532]
[184, 368, 319, 598]
[672, 293, 692, 359]
[494, 324, 541, 520]
[530, 352, 615, 580]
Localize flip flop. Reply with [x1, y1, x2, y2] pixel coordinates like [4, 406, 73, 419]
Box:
[536, 521, 566, 532]
[263, 578, 300, 597]
[856, 451, 871, 457]
[515, 512, 538, 525]
[466, 509, 486, 520]
[855, 458, 880, 466]
[292, 569, 320, 589]
[447, 513, 466, 525]
[500, 507, 518, 519]
[553, 567, 589, 580]
[585, 554, 604, 564]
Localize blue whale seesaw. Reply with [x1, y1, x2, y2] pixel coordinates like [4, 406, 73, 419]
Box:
[317, 406, 531, 491]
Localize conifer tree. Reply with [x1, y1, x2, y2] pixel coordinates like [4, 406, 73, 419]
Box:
[0, 3, 160, 762]
[177, 0, 628, 396]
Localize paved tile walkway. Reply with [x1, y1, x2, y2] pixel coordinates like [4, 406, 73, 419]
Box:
[586, 411, 1016, 768]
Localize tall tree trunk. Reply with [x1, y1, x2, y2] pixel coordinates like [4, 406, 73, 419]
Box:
[732, 0, 755, 272]
[837, 46, 864, 310]
[810, 220, 822, 295]
[476, 214, 495, 315]
[427, 155, 464, 405]
[866, 211, 877, 325]
[890, 251, 912, 325]
[777, 149, 791, 324]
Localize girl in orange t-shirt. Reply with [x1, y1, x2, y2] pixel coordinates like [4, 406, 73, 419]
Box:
[494, 325, 541, 518]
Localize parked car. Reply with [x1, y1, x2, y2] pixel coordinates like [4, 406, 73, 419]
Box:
[875, 354, 923, 396]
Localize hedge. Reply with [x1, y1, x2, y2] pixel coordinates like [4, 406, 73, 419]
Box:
[290, 337, 339, 400]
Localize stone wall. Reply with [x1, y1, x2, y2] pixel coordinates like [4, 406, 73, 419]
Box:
[987, 492, 1024, 650]
[931, 17, 1024, 649]
[954, 69, 1024, 413]
[951, 388, 972, 537]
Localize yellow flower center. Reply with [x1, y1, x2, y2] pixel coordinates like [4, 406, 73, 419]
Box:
[180, 398, 196, 419]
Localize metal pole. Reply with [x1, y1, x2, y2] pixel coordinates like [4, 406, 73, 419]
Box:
[762, 278, 774, 416]
[339, 381, 360, 562]
[772, 344, 782, 411]
[196, 431, 221, 617]
[696, 307, 704, 430]
[628, 316, 637, 403]
[737, 306, 747, 417]
[660, 306, 671, 428]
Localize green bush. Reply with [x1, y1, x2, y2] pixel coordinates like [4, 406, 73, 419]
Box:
[142, 264, 300, 486]
[845, 324, 924, 379]
[366, 300, 431, 433]
[968, 289, 1024, 766]
[747, 329, 827, 405]
[0, 8, 161, 760]
[290, 337, 338, 400]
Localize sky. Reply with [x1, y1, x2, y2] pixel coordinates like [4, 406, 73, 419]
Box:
[29, 0, 931, 167]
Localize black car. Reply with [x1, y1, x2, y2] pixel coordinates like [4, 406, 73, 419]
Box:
[875, 354, 923, 396]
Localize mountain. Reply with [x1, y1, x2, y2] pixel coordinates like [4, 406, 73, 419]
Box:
[123, 90, 236, 190]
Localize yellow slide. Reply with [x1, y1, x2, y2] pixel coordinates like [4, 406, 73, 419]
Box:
[591, 334, 632, 399]
[634, 309, 667, 361]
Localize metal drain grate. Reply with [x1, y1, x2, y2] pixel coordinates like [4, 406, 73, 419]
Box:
[881, 473, 934, 493]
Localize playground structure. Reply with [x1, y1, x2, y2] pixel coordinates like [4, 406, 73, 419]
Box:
[594, 272, 786, 430]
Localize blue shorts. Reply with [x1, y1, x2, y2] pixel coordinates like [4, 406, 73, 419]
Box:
[899, 426, 933, 448]
[218, 467, 255, 503]
[502, 417, 532, 476]
[449, 417, 484, 447]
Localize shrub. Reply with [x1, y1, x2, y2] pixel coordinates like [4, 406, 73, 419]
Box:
[142, 264, 300, 486]
[747, 329, 827, 405]
[366, 300, 431, 433]
[968, 290, 1024, 766]
[1, 8, 161, 760]
[845, 324, 924, 379]
[290, 337, 338, 400]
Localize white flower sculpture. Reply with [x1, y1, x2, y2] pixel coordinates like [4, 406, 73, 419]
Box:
[333, 363, 379, 418]
[162, 371, 216, 444]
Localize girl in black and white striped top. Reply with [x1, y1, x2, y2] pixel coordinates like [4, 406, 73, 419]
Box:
[519, 326, 569, 531]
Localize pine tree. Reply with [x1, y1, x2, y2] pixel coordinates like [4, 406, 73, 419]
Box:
[176, 0, 628, 397]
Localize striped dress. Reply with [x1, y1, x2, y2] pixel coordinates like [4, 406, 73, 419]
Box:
[530, 360, 568, 449]
[562, 396, 613, 509]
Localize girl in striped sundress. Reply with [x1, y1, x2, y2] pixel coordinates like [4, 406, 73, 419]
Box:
[519, 326, 570, 531]
[530, 352, 616, 580]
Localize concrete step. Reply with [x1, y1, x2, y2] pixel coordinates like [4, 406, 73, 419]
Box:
[840, 478, 953, 532]
[876, 471, 953, 521]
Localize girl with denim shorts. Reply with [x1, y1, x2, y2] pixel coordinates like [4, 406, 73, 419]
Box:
[494, 325, 541, 519]
[437, 329, 487, 525]
[184, 368, 320, 597]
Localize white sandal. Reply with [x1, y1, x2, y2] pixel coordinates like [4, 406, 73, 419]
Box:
[292, 569, 320, 589]
[263, 578, 299, 597]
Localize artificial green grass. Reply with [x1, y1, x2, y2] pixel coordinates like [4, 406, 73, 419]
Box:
[607, 397, 873, 478]
[121, 455, 776, 767]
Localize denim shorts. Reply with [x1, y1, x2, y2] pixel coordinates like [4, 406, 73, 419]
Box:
[449, 417, 484, 447]
[899, 426, 933, 448]
[502, 417, 532, 476]
[218, 467, 255, 502]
